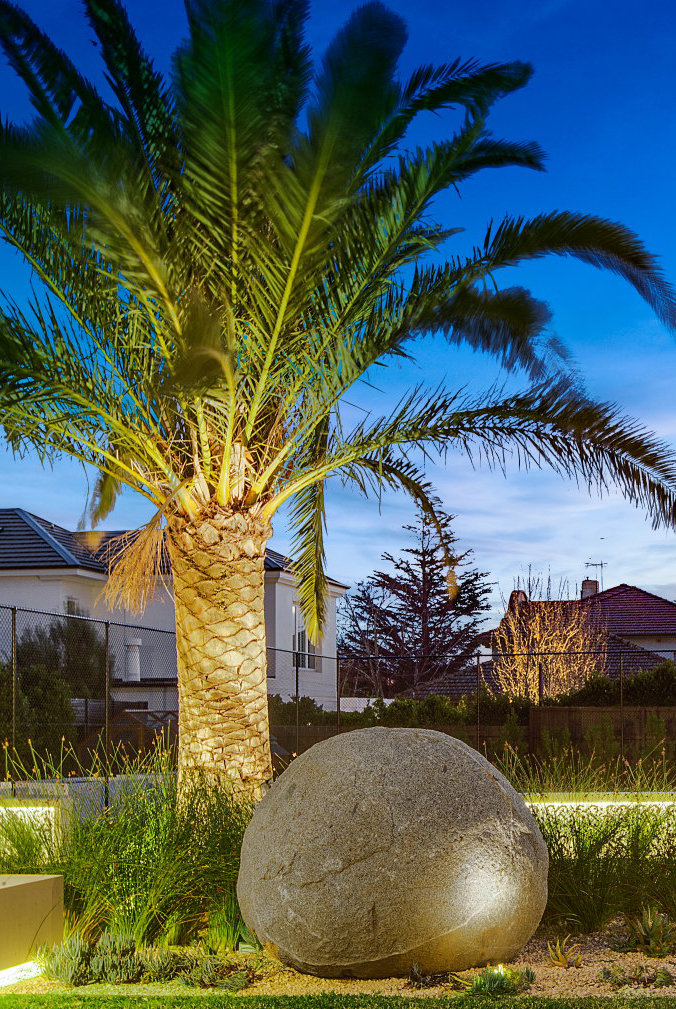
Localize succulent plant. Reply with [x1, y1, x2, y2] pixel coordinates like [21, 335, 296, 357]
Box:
[547, 935, 583, 968]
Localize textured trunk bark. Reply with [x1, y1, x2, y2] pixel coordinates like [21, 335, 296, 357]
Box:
[166, 509, 273, 796]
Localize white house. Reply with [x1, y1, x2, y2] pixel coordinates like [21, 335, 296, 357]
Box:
[0, 508, 348, 710]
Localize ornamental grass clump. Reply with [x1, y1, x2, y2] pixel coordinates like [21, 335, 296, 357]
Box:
[533, 800, 676, 932]
[0, 746, 253, 945]
[496, 742, 676, 795]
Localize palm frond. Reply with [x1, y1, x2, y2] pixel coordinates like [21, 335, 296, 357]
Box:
[341, 380, 676, 530]
[0, 0, 117, 141]
[289, 480, 327, 641]
[477, 212, 676, 328]
[362, 58, 536, 172]
[102, 514, 167, 613]
[305, 1, 406, 183]
[0, 0, 674, 575]
[84, 0, 179, 179]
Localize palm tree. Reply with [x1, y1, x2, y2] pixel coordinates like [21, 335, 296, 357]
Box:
[0, 0, 676, 794]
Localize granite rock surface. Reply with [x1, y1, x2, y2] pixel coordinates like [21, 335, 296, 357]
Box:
[237, 726, 548, 978]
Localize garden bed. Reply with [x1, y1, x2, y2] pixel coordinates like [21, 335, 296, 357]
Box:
[7, 923, 676, 1000]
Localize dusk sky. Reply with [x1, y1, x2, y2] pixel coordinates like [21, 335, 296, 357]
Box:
[0, 0, 675, 620]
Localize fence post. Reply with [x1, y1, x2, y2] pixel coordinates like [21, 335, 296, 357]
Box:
[475, 651, 481, 751]
[619, 653, 624, 763]
[294, 646, 300, 757]
[104, 620, 110, 807]
[10, 606, 16, 756]
[538, 661, 544, 707]
[336, 655, 341, 734]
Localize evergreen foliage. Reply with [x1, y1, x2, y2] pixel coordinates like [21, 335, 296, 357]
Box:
[0, 661, 75, 762]
[338, 503, 490, 695]
[16, 603, 110, 698]
[555, 661, 676, 706]
[268, 689, 530, 727]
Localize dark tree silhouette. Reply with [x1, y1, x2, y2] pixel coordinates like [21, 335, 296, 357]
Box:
[339, 505, 490, 696]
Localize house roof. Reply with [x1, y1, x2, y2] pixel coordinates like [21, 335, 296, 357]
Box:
[0, 508, 104, 572]
[480, 583, 676, 646]
[0, 508, 348, 588]
[579, 583, 676, 637]
[421, 632, 667, 701]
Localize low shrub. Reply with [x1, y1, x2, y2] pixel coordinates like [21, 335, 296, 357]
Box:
[270, 690, 531, 729]
[556, 661, 676, 707]
[89, 933, 142, 985]
[39, 933, 255, 989]
[39, 935, 93, 986]
[137, 947, 191, 983]
[452, 965, 535, 996]
[179, 957, 253, 990]
[600, 964, 674, 989]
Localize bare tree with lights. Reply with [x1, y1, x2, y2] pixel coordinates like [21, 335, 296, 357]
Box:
[492, 571, 607, 700]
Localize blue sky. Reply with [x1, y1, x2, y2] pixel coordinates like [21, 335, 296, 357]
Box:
[1, 0, 676, 618]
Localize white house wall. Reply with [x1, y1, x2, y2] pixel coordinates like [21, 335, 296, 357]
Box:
[266, 571, 340, 709]
[0, 565, 346, 709]
[618, 634, 676, 661]
[0, 569, 105, 614]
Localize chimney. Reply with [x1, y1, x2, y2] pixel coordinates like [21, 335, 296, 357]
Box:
[507, 589, 528, 611]
[581, 578, 599, 600]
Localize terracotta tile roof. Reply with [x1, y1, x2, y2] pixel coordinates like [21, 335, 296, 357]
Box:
[422, 633, 667, 700]
[483, 584, 676, 644]
[417, 661, 500, 700]
[580, 583, 676, 636]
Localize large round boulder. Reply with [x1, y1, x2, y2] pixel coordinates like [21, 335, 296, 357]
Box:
[237, 727, 547, 978]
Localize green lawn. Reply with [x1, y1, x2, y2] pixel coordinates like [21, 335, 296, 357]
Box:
[6, 996, 676, 1008]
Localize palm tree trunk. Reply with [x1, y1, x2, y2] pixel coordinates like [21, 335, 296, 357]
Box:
[166, 509, 273, 796]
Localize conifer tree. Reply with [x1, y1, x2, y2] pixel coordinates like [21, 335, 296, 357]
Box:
[339, 505, 490, 695]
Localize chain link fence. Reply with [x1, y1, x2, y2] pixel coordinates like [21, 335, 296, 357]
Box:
[335, 645, 676, 764]
[0, 603, 674, 775]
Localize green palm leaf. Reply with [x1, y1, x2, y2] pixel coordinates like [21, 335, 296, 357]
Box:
[0, 0, 675, 784]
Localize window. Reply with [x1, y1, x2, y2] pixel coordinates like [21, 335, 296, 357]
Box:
[294, 624, 316, 670]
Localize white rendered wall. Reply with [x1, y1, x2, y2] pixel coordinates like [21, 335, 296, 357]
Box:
[0, 569, 105, 614]
[266, 571, 343, 708]
[0, 563, 347, 707]
[617, 634, 676, 661]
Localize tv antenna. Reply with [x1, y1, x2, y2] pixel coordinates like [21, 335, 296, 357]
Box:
[585, 560, 606, 591]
